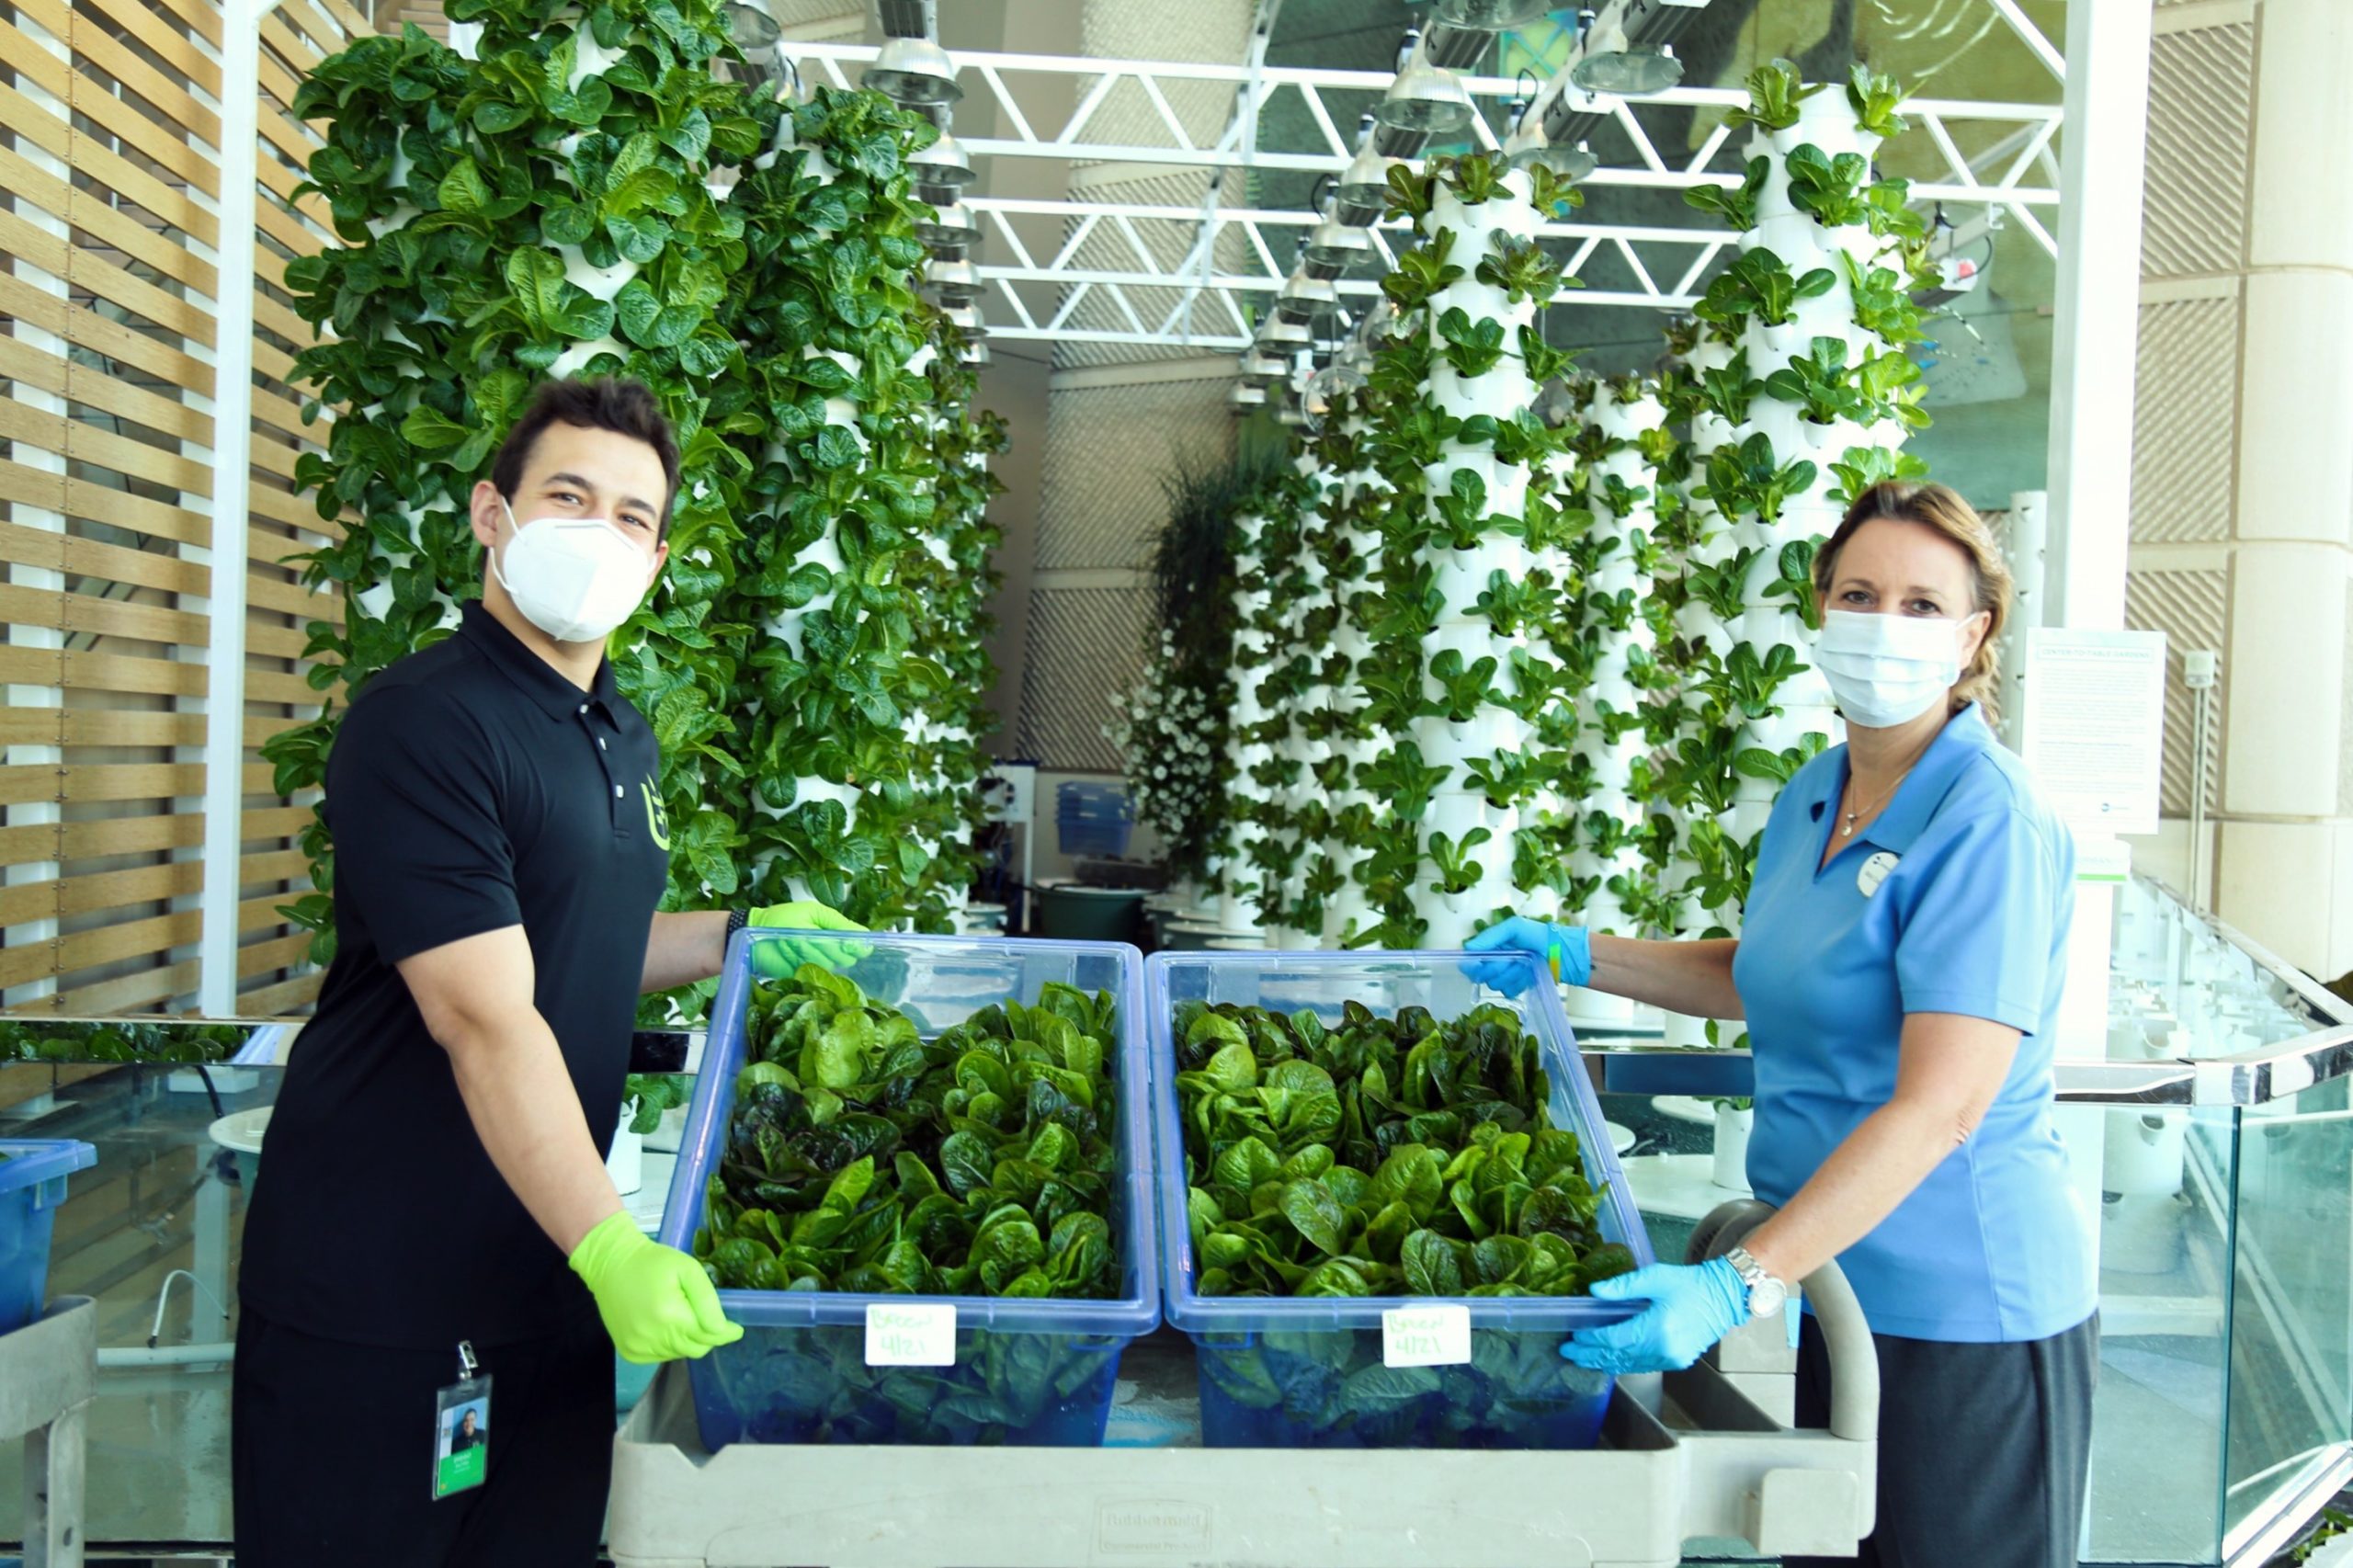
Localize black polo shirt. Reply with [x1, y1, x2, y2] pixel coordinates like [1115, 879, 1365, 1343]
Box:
[240, 601, 669, 1350]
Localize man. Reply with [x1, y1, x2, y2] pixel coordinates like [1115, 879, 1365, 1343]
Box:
[450, 1407, 485, 1453]
[234, 378, 861, 1565]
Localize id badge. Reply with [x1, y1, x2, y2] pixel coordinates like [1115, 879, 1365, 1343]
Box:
[432, 1340, 493, 1500]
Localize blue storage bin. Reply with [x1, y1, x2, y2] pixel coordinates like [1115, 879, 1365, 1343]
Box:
[0, 1140, 97, 1337]
[660, 931, 1159, 1449]
[1055, 782, 1133, 858]
[1145, 949, 1656, 1450]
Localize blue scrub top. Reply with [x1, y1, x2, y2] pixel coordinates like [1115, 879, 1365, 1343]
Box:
[1731, 703, 2096, 1344]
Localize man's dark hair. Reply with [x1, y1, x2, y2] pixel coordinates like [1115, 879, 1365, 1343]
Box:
[489, 377, 682, 539]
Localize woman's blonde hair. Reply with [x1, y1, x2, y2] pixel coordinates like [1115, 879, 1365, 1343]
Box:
[1811, 480, 2014, 721]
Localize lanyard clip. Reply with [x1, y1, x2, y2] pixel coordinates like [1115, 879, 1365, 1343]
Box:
[457, 1340, 478, 1382]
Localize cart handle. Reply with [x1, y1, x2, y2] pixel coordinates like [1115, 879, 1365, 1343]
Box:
[1687, 1199, 1881, 1445]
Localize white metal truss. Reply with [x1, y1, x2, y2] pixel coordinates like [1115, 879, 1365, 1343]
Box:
[789, 40, 2063, 349]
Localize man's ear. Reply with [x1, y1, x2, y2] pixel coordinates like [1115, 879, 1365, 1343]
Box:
[469, 481, 505, 551]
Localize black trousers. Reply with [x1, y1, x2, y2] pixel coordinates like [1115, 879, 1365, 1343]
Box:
[1788, 1312, 2099, 1568]
[232, 1305, 614, 1567]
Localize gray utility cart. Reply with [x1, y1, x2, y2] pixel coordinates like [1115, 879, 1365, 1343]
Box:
[607, 1203, 1881, 1568]
[1, 1298, 95, 1568]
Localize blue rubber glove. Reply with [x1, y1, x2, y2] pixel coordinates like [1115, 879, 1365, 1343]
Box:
[1461, 916, 1592, 997]
[1559, 1258, 1749, 1374]
[746, 902, 870, 979]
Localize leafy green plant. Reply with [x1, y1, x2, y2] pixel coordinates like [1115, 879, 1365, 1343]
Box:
[1427, 650, 1503, 723]
[1685, 154, 1768, 231]
[1476, 236, 1562, 306]
[1828, 444, 1929, 506]
[699, 968, 1121, 1298]
[1438, 151, 1509, 207]
[1757, 538, 1827, 629]
[1716, 641, 1812, 720]
[1437, 307, 1508, 379]
[1174, 998, 1633, 1300]
[1383, 162, 1438, 223]
[1695, 247, 1836, 330]
[1698, 348, 1761, 426]
[1427, 828, 1496, 895]
[1847, 64, 1910, 140]
[1733, 732, 1830, 788]
[1527, 161, 1588, 219]
[1722, 59, 1827, 135]
[622, 1071, 694, 1134]
[1783, 143, 1871, 228]
[1859, 348, 1930, 431]
[1842, 253, 1925, 346]
[1383, 229, 1466, 313]
[0, 1018, 249, 1063]
[1704, 433, 1820, 524]
[1762, 335, 1866, 425]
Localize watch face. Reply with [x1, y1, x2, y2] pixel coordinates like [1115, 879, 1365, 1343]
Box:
[1751, 1278, 1789, 1318]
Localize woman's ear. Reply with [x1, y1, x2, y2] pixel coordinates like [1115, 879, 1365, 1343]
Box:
[1958, 608, 1991, 668]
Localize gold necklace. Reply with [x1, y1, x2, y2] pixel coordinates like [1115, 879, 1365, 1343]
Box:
[1840, 767, 1911, 838]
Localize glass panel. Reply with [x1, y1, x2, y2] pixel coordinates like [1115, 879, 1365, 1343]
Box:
[2083, 1104, 2240, 1564]
[2109, 875, 2349, 1060]
[2223, 1081, 2353, 1548]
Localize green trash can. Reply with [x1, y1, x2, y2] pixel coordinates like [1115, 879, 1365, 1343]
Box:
[1035, 883, 1144, 945]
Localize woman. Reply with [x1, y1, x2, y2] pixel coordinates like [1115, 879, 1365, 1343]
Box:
[1467, 481, 2096, 1568]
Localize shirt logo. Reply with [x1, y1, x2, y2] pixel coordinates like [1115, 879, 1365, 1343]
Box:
[1858, 851, 1899, 898]
[642, 778, 671, 850]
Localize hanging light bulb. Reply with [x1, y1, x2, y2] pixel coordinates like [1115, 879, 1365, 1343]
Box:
[1301, 219, 1372, 280]
[1274, 274, 1339, 324]
[911, 129, 975, 187]
[1435, 0, 1554, 26]
[1376, 45, 1477, 136]
[1239, 350, 1288, 384]
[925, 257, 983, 304]
[863, 36, 962, 106]
[916, 200, 981, 248]
[1570, 8, 1683, 96]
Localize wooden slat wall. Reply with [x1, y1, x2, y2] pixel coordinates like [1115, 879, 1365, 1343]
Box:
[0, 0, 359, 1018]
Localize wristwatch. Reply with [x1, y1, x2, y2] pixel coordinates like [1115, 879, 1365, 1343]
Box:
[726, 908, 749, 939]
[1722, 1244, 1790, 1321]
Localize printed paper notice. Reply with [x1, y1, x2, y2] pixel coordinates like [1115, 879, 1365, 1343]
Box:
[1382, 1304, 1472, 1369]
[2019, 629, 2166, 835]
[865, 1301, 957, 1367]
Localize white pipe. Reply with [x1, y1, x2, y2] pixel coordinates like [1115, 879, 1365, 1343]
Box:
[99, 1343, 235, 1369]
[198, 0, 286, 1015]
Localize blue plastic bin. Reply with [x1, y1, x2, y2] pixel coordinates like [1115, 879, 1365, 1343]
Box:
[0, 1140, 97, 1336]
[1145, 949, 1657, 1450]
[1055, 782, 1133, 858]
[660, 931, 1159, 1449]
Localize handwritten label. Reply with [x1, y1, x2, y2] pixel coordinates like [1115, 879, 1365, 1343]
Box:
[1381, 1303, 1472, 1369]
[864, 1301, 956, 1367]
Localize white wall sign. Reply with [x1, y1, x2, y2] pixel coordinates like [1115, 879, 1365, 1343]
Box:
[2018, 629, 2167, 836]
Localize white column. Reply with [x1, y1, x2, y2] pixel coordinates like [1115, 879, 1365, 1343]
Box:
[2041, 0, 2152, 634]
[197, 0, 281, 1017]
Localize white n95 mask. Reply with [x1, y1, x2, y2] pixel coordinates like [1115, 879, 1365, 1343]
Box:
[491, 500, 656, 645]
[1813, 609, 1968, 729]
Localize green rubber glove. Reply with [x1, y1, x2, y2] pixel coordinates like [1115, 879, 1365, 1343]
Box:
[568, 1210, 745, 1365]
[746, 901, 870, 979]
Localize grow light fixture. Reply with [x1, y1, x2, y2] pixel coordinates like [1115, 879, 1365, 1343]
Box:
[864, 36, 962, 106]
[944, 304, 982, 334]
[1230, 384, 1267, 413]
[722, 2, 779, 51]
[1374, 30, 1475, 136]
[911, 130, 975, 187]
[960, 335, 991, 366]
[1238, 351, 1287, 384]
[1256, 319, 1313, 349]
[1505, 108, 1599, 181]
[925, 257, 983, 304]
[916, 200, 981, 248]
[1274, 274, 1339, 324]
[1570, 7, 1682, 96]
[1301, 219, 1372, 280]
[1336, 148, 1403, 226]
[1436, 0, 1555, 26]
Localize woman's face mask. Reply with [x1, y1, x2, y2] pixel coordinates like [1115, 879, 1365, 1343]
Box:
[490, 498, 657, 645]
[1813, 608, 1980, 729]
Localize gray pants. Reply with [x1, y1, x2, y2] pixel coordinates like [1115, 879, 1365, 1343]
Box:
[1787, 1312, 2099, 1568]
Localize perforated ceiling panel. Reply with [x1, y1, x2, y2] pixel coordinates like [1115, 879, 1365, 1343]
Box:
[1014, 585, 1153, 770]
[1035, 375, 1235, 570]
[2142, 20, 2254, 279]
[2126, 566, 2228, 819]
[2131, 291, 2239, 543]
